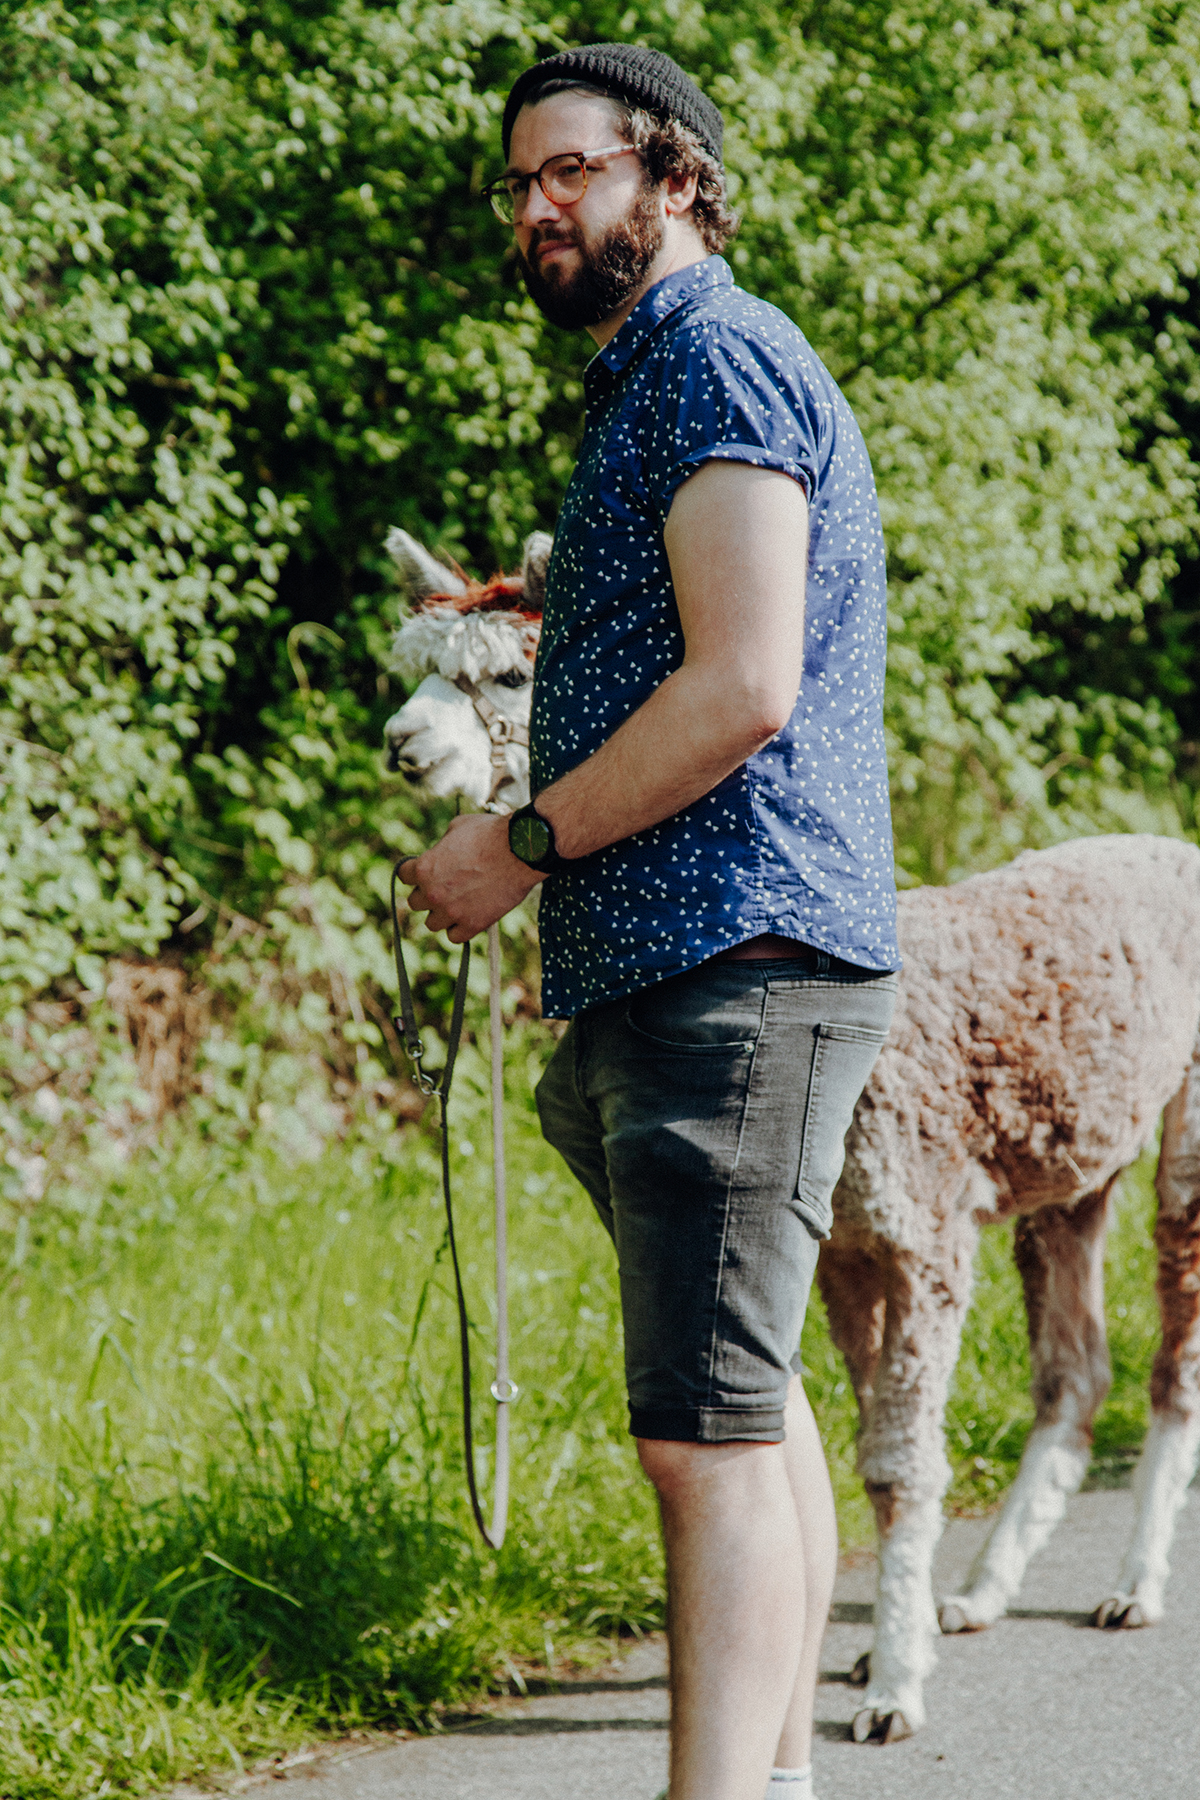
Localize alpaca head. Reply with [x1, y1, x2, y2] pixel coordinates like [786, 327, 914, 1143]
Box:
[382, 529, 549, 810]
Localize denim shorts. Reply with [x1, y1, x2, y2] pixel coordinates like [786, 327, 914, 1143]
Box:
[536, 953, 898, 1444]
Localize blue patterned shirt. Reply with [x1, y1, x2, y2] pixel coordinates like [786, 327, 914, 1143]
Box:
[531, 257, 898, 1018]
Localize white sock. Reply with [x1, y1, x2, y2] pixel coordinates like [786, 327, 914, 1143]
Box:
[657, 1766, 814, 1800]
[766, 1768, 813, 1800]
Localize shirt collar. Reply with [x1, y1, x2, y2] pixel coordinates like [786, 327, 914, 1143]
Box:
[584, 256, 733, 406]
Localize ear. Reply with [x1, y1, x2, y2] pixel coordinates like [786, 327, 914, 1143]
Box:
[520, 531, 554, 610]
[662, 169, 700, 219]
[385, 528, 468, 599]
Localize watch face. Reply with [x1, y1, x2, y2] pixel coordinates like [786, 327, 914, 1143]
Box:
[511, 812, 551, 866]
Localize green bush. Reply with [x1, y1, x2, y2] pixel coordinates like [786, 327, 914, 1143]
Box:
[2, 0, 1199, 1143]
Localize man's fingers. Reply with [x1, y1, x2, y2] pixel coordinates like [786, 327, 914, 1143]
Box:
[424, 906, 465, 937]
[389, 817, 524, 944]
[407, 882, 463, 925]
[403, 884, 474, 936]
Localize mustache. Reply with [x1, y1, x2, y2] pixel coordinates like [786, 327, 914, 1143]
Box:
[527, 224, 582, 262]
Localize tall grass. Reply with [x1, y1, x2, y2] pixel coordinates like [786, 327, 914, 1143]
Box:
[0, 1055, 1162, 1794]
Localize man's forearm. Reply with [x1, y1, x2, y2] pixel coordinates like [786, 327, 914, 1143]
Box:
[534, 658, 790, 861]
[400, 659, 783, 945]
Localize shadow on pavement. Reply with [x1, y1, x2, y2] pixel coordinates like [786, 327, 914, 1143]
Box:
[456, 1716, 669, 1736]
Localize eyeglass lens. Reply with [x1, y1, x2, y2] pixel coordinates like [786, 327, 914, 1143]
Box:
[492, 155, 588, 222]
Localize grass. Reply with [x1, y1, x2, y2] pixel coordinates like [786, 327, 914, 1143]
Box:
[0, 1041, 1163, 1795]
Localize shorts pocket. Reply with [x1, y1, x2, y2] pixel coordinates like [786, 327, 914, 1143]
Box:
[625, 974, 761, 1052]
[794, 1022, 888, 1240]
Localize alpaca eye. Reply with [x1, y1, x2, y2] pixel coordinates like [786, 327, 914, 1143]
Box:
[494, 667, 530, 689]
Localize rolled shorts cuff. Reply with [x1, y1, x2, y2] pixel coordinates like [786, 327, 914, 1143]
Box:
[629, 1405, 786, 1444]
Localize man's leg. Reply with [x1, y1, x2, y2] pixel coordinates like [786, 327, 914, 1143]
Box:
[774, 1375, 837, 1771]
[640, 1376, 836, 1800]
[537, 964, 893, 1797]
[639, 1432, 806, 1800]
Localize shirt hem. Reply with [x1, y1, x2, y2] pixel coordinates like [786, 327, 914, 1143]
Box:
[541, 925, 902, 1020]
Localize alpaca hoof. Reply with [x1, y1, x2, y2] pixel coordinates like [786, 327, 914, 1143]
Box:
[938, 1598, 987, 1634]
[1093, 1594, 1154, 1630]
[849, 1651, 870, 1686]
[852, 1704, 914, 1744]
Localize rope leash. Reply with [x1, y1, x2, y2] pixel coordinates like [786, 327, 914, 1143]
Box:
[390, 863, 516, 1550]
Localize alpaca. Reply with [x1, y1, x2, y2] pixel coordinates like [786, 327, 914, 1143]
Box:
[380, 535, 1200, 1743]
[831, 832, 1200, 1742]
[383, 529, 550, 811]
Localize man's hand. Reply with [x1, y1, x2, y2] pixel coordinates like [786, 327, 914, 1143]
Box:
[399, 813, 542, 942]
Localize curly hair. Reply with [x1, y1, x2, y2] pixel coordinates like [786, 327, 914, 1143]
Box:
[524, 79, 739, 255]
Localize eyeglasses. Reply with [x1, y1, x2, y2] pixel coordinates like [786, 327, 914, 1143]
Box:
[482, 146, 639, 224]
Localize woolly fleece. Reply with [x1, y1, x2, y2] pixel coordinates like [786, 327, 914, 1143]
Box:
[389, 605, 539, 687]
[839, 833, 1200, 1251]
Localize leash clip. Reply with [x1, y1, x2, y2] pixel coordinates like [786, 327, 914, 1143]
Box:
[395, 1022, 439, 1096]
[490, 1377, 520, 1404]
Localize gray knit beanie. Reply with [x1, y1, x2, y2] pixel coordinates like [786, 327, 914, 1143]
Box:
[501, 43, 724, 164]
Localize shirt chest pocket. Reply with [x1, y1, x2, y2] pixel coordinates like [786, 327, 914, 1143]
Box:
[794, 1022, 888, 1241]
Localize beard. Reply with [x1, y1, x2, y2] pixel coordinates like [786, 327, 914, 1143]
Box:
[518, 181, 664, 330]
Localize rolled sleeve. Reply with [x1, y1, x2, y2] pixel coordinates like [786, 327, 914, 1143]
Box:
[654, 326, 821, 523]
[666, 442, 814, 510]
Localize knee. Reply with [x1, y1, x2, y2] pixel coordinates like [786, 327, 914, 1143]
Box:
[636, 1435, 771, 1506]
[636, 1436, 698, 1501]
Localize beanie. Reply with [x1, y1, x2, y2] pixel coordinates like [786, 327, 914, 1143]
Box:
[501, 43, 724, 165]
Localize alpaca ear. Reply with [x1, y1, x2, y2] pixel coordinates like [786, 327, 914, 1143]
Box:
[385, 528, 468, 600]
[520, 532, 553, 611]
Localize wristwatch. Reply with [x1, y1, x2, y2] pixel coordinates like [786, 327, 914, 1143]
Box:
[507, 801, 576, 875]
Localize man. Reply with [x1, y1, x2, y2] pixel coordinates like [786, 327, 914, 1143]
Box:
[400, 44, 900, 1800]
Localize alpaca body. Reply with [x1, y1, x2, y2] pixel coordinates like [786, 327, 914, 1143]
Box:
[829, 832, 1200, 1739]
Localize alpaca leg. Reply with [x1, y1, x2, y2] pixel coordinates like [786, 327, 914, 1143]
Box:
[940, 1183, 1113, 1633]
[853, 1487, 945, 1742]
[1096, 1055, 1200, 1628]
[817, 1240, 888, 1694]
[817, 1239, 888, 1421]
[847, 1232, 977, 1743]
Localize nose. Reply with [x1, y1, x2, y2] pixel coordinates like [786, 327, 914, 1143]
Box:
[520, 179, 564, 230]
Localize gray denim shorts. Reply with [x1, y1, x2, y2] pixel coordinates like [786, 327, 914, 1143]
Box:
[536, 952, 897, 1444]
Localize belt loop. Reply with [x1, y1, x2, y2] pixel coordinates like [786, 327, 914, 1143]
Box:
[816, 949, 830, 974]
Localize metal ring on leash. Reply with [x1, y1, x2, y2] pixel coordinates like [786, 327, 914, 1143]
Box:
[390, 864, 514, 1551]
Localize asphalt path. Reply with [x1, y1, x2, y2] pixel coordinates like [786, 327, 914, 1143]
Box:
[174, 1482, 1200, 1800]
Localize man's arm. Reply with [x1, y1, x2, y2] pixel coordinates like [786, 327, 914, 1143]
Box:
[400, 460, 808, 939]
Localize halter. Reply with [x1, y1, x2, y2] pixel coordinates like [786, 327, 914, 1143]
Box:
[453, 674, 530, 809]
